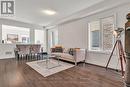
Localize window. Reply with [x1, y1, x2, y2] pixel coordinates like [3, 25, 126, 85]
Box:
[35, 29, 46, 51]
[2, 25, 30, 43]
[89, 21, 100, 50]
[35, 29, 45, 44]
[88, 16, 114, 51]
[48, 29, 58, 48]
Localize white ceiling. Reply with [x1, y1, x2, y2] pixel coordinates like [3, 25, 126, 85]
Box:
[0, 0, 105, 26]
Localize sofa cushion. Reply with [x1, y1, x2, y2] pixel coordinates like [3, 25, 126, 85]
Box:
[51, 53, 74, 59]
[68, 48, 75, 56]
[52, 53, 74, 61]
[51, 47, 63, 53]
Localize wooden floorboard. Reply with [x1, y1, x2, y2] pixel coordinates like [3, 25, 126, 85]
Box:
[0, 58, 124, 87]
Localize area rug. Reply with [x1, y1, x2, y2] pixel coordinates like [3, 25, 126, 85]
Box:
[26, 59, 75, 77]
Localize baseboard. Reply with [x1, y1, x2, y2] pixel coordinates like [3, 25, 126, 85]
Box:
[84, 62, 121, 72]
[0, 57, 15, 60]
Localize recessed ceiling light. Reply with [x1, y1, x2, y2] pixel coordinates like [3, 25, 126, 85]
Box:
[42, 10, 56, 15]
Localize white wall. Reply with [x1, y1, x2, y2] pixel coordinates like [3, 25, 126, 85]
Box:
[0, 44, 16, 59]
[0, 25, 2, 42]
[58, 19, 87, 48]
[58, 3, 130, 69]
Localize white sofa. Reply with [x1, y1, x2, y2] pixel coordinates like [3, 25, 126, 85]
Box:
[51, 49, 86, 65]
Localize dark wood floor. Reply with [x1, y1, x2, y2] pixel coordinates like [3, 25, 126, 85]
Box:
[0, 58, 124, 87]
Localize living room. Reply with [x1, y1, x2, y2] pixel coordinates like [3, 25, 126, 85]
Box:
[0, 0, 130, 87]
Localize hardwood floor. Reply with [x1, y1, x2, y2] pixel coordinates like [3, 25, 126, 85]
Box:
[0, 58, 124, 87]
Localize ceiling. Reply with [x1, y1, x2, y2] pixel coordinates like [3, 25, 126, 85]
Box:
[0, 0, 105, 26]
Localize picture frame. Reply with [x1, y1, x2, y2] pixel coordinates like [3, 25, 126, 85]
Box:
[7, 34, 18, 43]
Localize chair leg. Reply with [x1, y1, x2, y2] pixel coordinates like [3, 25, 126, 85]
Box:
[28, 54, 31, 60]
[16, 54, 19, 60]
[27, 54, 28, 60]
[30, 54, 32, 60]
[26, 55, 27, 60]
[21, 55, 22, 60]
[75, 62, 77, 66]
[36, 54, 37, 60]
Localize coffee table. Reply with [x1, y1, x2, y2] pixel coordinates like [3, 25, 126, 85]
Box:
[37, 54, 61, 69]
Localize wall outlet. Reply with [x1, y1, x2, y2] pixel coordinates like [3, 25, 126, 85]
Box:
[5, 52, 12, 55]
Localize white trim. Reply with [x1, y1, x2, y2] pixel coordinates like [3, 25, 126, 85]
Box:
[88, 50, 111, 55]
